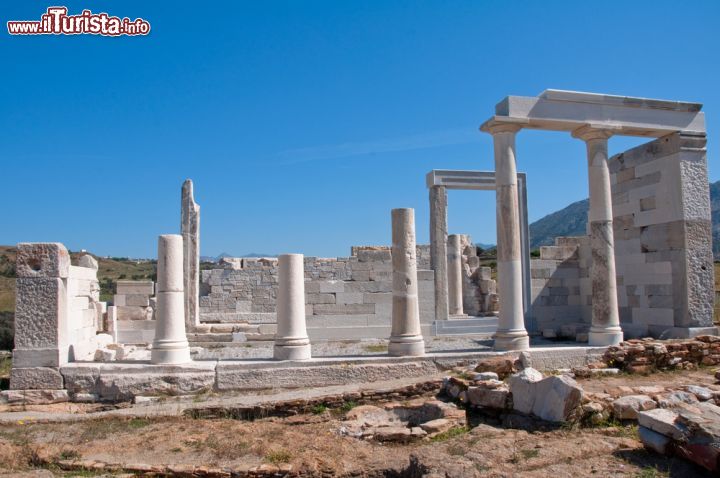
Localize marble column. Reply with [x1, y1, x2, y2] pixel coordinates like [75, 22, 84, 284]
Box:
[485, 123, 529, 351]
[181, 179, 200, 330]
[429, 185, 449, 321]
[389, 208, 425, 356]
[447, 234, 464, 316]
[152, 234, 191, 364]
[274, 254, 312, 360]
[573, 126, 624, 346]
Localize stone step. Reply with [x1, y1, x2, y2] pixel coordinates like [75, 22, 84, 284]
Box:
[433, 317, 498, 336]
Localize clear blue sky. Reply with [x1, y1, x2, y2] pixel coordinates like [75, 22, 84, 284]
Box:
[2, 1, 719, 258]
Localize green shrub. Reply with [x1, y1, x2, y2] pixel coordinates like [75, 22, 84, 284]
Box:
[0, 255, 15, 278]
[0, 312, 13, 351]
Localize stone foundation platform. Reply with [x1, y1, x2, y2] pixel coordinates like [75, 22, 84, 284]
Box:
[11, 346, 609, 404]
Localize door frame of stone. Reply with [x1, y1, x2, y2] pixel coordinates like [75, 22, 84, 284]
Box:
[426, 169, 532, 330]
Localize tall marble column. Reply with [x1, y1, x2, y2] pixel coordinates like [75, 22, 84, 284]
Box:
[573, 126, 623, 346]
[389, 208, 425, 356]
[274, 254, 312, 360]
[181, 179, 200, 330]
[447, 234, 464, 316]
[152, 234, 191, 364]
[484, 123, 529, 351]
[429, 185, 449, 321]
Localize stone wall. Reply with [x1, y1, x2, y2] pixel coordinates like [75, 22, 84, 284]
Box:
[199, 247, 437, 338]
[10, 243, 108, 391]
[609, 132, 714, 338]
[199, 244, 497, 337]
[529, 237, 591, 334]
[529, 132, 715, 339]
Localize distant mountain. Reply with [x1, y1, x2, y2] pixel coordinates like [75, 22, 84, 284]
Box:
[529, 181, 720, 258]
[529, 198, 590, 248]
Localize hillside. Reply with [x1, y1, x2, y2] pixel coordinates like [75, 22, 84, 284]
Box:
[529, 199, 589, 248]
[530, 180, 720, 253]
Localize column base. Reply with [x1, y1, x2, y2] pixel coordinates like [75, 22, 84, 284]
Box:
[493, 330, 530, 351]
[388, 335, 425, 357]
[588, 328, 623, 346]
[274, 343, 312, 360]
[151, 339, 191, 364]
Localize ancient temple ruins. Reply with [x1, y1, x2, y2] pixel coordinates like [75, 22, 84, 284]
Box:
[3, 89, 715, 403]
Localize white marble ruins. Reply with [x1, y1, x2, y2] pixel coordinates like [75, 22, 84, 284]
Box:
[2, 89, 715, 401]
[273, 254, 312, 360]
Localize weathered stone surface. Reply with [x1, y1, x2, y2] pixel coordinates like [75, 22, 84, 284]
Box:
[14, 277, 66, 350]
[429, 186, 449, 322]
[508, 367, 544, 414]
[611, 395, 656, 420]
[124, 294, 150, 307]
[639, 425, 671, 454]
[675, 402, 720, 472]
[685, 385, 714, 401]
[116, 280, 154, 295]
[467, 384, 510, 409]
[16, 242, 70, 278]
[97, 372, 214, 401]
[78, 254, 99, 269]
[473, 372, 499, 381]
[637, 408, 687, 440]
[419, 418, 453, 434]
[388, 208, 424, 357]
[638, 402, 720, 472]
[474, 356, 519, 379]
[181, 179, 201, 329]
[657, 391, 699, 408]
[9, 367, 64, 390]
[374, 426, 414, 442]
[217, 360, 439, 391]
[532, 375, 583, 422]
[1, 389, 69, 404]
[94, 348, 117, 362]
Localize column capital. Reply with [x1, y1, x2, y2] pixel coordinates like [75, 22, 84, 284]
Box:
[480, 118, 525, 135]
[572, 124, 620, 141]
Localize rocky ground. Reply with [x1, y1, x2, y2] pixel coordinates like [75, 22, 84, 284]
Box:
[0, 367, 717, 477]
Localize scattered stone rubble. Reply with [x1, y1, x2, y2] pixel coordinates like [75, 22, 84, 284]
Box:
[442, 364, 584, 423]
[603, 336, 720, 373]
[441, 355, 720, 473]
[339, 399, 465, 442]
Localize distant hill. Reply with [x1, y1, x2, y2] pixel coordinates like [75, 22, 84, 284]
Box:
[529, 198, 590, 248]
[529, 180, 720, 258]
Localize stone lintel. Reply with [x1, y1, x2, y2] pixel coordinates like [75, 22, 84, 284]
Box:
[426, 169, 528, 191]
[483, 90, 706, 137]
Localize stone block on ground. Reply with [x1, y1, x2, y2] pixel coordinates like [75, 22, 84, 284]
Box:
[508, 367, 544, 415]
[637, 408, 687, 441]
[639, 425, 671, 454]
[466, 383, 510, 409]
[611, 395, 657, 420]
[532, 375, 584, 422]
[474, 356, 519, 379]
[1, 389, 69, 404]
[9, 367, 64, 390]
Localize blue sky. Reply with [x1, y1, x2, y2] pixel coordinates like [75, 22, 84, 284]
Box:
[1, 1, 719, 258]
